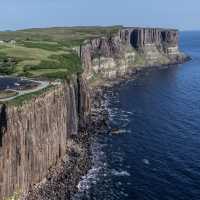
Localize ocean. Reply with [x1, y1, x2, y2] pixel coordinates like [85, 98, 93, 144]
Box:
[73, 31, 200, 200]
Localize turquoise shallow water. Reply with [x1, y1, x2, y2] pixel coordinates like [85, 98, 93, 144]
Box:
[74, 31, 200, 200]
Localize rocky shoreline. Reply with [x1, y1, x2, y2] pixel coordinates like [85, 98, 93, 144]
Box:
[20, 87, 110, 200]
[0, 26, 190, 200]
[21, 134, 92, 200]
[21, 57, 190, 200]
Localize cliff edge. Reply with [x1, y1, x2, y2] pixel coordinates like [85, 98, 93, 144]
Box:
[81, 27, 188, 81]
[0, 27, 189, 200]
[0, 75, 90, 199]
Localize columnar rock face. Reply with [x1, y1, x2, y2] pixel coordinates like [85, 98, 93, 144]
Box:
[120, 28, 179, 49]
[0, 27, 188, 200]
[80, 35, 122, 76]
[81, 27, 186, 80]
[0, 76, 90, 199]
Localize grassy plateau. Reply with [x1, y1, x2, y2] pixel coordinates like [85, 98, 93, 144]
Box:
[0, 26, 121, 105]
[0, 26, 121, 79]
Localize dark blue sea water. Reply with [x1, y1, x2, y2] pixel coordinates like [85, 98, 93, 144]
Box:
[74, 31, 200, 200]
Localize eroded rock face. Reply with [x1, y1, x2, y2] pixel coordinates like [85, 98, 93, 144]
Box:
[120, 28, 179, 49]
[80, 35, 122, 77]
[0, 75, 90, 199]
[0, 27, 188, 200]
[81, 27, 186, 80]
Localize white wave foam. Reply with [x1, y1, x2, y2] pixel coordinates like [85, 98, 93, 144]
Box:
[142, 159, 150, 165]
[111, 169, 130, 177]
[77, 166, 102, 192]
[111, 129, 130, 135]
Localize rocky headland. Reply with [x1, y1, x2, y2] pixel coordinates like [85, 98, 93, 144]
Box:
[80, 27, 188, 82]
[0, 27, 189, 200]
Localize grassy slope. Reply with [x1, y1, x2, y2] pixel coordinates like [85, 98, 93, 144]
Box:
[0, 90, 18, 99]
[0, 26, 121, 105]
[0, 26, 121, 79]
[0, 26, 121, 43]
[6, 85, 54, 106]
[0, 43, 70, 78]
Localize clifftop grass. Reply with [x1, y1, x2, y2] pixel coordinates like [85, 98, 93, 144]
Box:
[0, 26, 121, 79]
[6, 85, 54, 106]
[0, 43, 81, 79]
[0, 26, 122, 105]
[0, 26, 121, 42]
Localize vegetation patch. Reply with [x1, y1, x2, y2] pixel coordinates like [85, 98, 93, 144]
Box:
[0, 26, 121, 41]
[58, 39, 85, 48]
[0, 26, 125, 102]
[0, 90, 18, 99]
[0, 52, 21, 75]
[7, 85, 54, 106]
[4, 190, 21, 200]
[0, 26, 122, 79]
[20, 41, 63, 51]
[23, 53, 82, 79]
[134, 52, 145, 66]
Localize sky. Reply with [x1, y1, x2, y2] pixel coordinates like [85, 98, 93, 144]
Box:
[0, 0, 199, 31]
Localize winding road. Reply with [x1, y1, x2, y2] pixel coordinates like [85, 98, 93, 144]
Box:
[0, 80, 49, 102]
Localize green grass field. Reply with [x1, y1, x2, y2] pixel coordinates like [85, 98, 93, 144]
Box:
[0, 26, 121, 79]
[0, 90, 18, 99]
[0, 26, 122, 104]
[0, 26, 121, 43]
[0, 42, 81, 78]
[6, 85, 54, 106]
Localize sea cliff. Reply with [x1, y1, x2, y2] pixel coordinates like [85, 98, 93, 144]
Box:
[0, 75, 91, 199]
[0, 27, 189, 200]
[80, 27, 188, 81]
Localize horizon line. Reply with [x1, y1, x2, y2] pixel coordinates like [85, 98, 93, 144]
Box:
[0, 25, 199, 32]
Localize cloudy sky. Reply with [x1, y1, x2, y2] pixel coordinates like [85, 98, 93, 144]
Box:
[0, 0, 198, 30]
